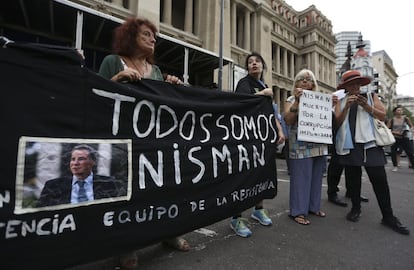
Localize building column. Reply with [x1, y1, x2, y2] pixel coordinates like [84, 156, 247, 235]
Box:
[322, 56, 326, 82]
[163, 0, 172, 24]
[290, 52, 295, 78]
[193, 0, 200, 35]
[97, 144, 112, 176]
[243, 9, 250, 50]
[113, 0, 122, 8]
[313, 52, 318, 78]
[135, 0, 160, 24]
[274, 86, 281, 110]
[282, 89, 288, 105]
[283, 48, 288, 77]
[231, 2, 236, 44]
[184, 0, 193, 33]
[276, 44, 280, 74]
[237, 12, 243, 46]
[36, 142, 62, 187]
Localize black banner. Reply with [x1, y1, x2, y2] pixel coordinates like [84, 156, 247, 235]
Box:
[0, 42, 277, 269]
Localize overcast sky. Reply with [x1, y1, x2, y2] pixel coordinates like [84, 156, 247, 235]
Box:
[286, 0, 413, 96]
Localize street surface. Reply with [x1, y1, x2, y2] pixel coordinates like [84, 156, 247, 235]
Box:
[70, 156, 414, 270]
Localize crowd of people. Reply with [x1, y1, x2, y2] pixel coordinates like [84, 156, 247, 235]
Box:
[34, 16, 412, 269]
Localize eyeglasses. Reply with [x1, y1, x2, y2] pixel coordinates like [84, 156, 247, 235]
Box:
[297, 76, 314, 82]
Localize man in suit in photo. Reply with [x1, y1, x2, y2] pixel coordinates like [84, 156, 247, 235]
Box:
[37, 144, 121, 207]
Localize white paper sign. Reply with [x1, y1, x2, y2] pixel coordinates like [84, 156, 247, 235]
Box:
[297, 90, 333, 144]
[333, 89, 346, 100]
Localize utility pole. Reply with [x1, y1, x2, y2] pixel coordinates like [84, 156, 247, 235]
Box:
[218, 0, 224, 91]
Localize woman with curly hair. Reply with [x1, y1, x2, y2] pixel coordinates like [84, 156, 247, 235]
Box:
[99, 17, 181, 84]
[99, 17, 188, 269]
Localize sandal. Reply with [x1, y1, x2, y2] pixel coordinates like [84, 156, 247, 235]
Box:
[289, 214, 310, 225]
[309, 210, 326, 217]
[163, 237, 190, 252]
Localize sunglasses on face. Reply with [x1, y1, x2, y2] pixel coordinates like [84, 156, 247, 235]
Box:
[297, 76, 314, 82]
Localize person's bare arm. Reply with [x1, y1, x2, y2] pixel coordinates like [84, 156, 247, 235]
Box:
[284, 88, 302, 125]
[371, 93, 386, 121]
[274, 118, 285, 144]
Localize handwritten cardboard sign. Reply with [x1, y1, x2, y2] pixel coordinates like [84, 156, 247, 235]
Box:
[297, 90, 333, 144]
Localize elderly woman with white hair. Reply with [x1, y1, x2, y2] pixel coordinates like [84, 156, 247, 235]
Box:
[284, 69, 328, 226]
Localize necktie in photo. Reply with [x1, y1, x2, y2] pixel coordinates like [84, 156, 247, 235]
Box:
[77, 181, 88, 202]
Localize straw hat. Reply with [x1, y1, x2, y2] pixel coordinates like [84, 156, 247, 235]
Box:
[337, 70, 371, 90]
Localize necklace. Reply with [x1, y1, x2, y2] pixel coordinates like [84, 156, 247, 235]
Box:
[129, 58, 148, 78]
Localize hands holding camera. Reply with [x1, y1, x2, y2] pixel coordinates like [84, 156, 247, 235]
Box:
[345, 93, 372, 113]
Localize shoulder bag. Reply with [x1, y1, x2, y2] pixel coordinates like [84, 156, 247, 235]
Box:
[368, 93, 395, 146]
[373, 118, 395, 146]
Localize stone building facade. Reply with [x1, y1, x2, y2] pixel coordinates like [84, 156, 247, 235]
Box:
[1, 0, 337, 112]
